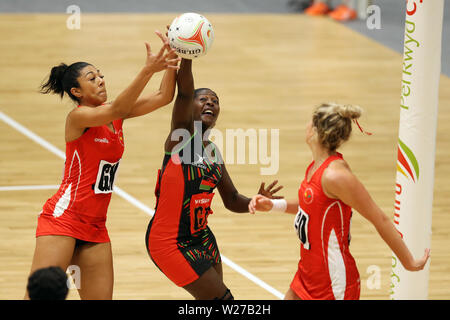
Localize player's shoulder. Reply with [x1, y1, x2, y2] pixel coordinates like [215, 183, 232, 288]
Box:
[323, 159, 353, 186]
[70, 101, 112, 112]
[205, 140, 223, 157]
[328, 158, 350, 171]
[67, 104, 89, 118]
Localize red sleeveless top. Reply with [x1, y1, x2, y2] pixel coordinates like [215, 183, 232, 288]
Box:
[36, 118, 124, 242]
[290, 153, 360, 300]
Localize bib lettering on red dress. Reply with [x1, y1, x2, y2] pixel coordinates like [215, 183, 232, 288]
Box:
[294, 206, 311, 250]
[94, 159, 120, 194]
[189, 192, 214, 234]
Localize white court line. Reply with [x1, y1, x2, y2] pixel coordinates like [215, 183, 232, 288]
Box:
[1, 111, 65, 159]
[221, 256, 284, 299]
[0, 110, 284, 300]
[0, 185, 59, 191]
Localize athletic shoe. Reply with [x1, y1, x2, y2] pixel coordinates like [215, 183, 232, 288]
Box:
[305, 2, 331, 16]
[329, 5, 357, 21]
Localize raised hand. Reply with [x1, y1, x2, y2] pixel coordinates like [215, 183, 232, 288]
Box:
[156, 29, 180, 67]
[144, 31, 180, 73]
[257, 180, 284, 199]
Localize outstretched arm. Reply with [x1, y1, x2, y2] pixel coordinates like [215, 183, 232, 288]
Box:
[68, 36, 175, 129]
[171, 59, 195, 131]
[125, 31, 180, 119]
[248, 195, 298, 214]
[323, 160, 430, 272]
[218, 164, 283, 213]
[217, 165, 250, 213]
[164, 58, 195, 153]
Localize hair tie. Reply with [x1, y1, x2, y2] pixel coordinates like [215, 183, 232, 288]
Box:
[353, 119, 372, 135]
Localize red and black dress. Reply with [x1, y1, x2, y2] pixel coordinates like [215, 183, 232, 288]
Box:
[145, 131, 223, 287]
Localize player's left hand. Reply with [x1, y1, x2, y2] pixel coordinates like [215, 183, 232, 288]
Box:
[404, 248, 431, 271]
[257, 180, 283, 199]
[155, 30, 180, 67]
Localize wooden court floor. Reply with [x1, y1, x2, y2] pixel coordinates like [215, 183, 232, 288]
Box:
[0, 14, 449, 300]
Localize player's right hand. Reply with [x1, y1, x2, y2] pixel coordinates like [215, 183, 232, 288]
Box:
[248, 195, 273, 214]
[144, 32, 180, 73]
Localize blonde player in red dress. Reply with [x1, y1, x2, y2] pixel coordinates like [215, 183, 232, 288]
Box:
[249, 103, 430, 300]
[26, 31, 180, 299]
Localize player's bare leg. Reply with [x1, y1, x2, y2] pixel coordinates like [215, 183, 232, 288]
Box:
[71, 241, 114, 300]
[284, 288, 302, 300]
[25, 235, 76, 299]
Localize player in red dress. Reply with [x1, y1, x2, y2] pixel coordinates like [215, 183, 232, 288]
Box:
[249, 103, 430, 300]
[26, 31, 180, 299]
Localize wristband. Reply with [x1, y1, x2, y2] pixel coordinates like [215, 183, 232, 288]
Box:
[271, 199, 287, 212]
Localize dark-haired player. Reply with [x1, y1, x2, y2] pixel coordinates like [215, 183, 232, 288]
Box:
[26, 32, 180, 300]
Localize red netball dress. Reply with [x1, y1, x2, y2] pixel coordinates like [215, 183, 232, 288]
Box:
[36, 118, 124, 243]
[290, 153, 361, 300]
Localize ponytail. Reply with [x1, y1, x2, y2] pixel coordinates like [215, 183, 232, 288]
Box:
[312, 103, 363, 151]
[40, 62, 91, 103]
[40, 63, 68, 98]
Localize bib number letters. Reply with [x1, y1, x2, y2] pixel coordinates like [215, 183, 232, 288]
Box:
[94, 160, 120, 194]
[190, 193, 214, 234]
[294, 207, 311, 250]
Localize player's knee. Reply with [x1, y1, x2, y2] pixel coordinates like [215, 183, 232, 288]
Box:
[214, 288, 234, 300]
